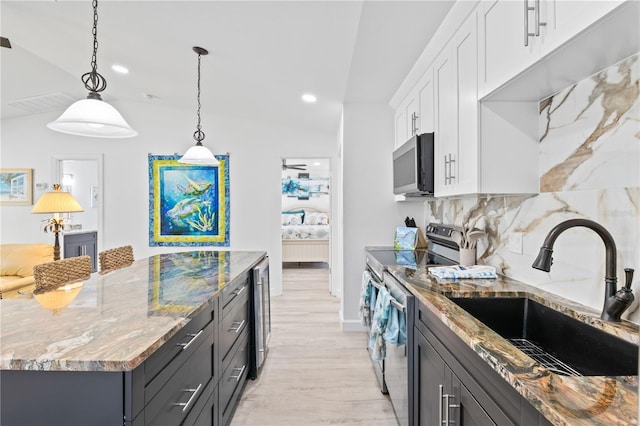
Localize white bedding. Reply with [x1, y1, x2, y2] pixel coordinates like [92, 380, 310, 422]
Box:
[282, 224, 330, 240]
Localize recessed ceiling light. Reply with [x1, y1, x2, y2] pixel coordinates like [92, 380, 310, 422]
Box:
[302, 93, 317, 103]
[313, 162, 321, 166]
[111, 64, 129, 74]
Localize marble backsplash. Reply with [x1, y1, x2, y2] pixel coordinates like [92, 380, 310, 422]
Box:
[426, 54, 640, 323]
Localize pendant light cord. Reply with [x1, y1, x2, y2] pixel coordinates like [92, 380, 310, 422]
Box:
[193, 51, 205, 145]
[81, 0, 107, 98]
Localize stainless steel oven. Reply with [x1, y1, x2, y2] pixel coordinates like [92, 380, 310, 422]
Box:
[363, 259, 387, 394]
[364, 223, 461, 426]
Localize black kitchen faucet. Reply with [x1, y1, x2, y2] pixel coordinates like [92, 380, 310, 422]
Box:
[532, 218, 635, 322]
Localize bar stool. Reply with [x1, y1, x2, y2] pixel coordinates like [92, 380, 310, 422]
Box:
[33, 256, 92, 294]
[98, 245, 134, 274]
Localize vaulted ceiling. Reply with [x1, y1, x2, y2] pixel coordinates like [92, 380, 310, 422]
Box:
[1, 1, 454, 134]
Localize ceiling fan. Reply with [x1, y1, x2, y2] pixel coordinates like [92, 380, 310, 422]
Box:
[282, 159, 307, 171]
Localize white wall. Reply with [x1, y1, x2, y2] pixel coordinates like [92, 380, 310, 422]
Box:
[0, 100, 337, 296]
[340, 102, 425, 330]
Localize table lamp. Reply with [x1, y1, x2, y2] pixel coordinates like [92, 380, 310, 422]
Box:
[32, 184, 84, 261]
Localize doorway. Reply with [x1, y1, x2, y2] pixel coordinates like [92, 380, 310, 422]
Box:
[52, 155, 104, 250]
[280, 158, 331, 278]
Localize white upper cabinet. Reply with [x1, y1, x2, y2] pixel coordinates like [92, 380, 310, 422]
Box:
[479, 0, 541, 97]
[392, 0, 634, 198]
[453, 11, 479, 195]
[479, 0, 626, 98]
[434, 11, 479, 197]
[418, 68, 435, 134]
[539, 0, 624, 57]
[394, 108, 408, 149]
[434, 43, 456, 197]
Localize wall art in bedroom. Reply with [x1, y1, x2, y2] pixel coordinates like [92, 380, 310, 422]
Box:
[281, 176, 329, 200]
[148, 155, 229, 246]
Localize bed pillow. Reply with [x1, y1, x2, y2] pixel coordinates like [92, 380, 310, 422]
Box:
[304, 212, 329, 225]
[282, 212, 304, 226]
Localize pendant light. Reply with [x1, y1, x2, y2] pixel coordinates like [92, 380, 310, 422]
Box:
[47, 0, 137, 138]
[178, 47, 219, 165]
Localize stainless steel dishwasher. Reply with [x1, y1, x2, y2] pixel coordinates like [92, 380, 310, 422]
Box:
[250, 256, 271, 379]
[383, 271, 414, 426]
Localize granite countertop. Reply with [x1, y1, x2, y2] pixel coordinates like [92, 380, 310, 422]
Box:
[0, 250, 265, 372]
[387, 265, 638, 426]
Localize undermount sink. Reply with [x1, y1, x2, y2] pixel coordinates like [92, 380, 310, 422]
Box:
[448, 297, 638, 377]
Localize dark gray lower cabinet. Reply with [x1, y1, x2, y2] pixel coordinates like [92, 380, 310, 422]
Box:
[414, 328, 494, 425]
[414, 302, 552, 426]
[0, 269, 256, 426]
[63, 231, 98, 272]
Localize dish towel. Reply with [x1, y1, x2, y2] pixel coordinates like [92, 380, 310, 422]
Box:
[359, 271, 373, 326]
[429, 265, 497, 279]
[383, 302, 400, 345]
[369, 286, 392, 361]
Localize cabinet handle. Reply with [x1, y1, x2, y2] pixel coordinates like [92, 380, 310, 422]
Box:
[444, 153, 456, 185]
[523, 0, 535, 46]
[229, 320, 246, 333]
[172, 383, 202, 413]
[534, 0, 546, 36]
[234, 285, 247, 297]
[411, 112, 419, 136]
[176, 329, 204, 351]
[230, 365, 246, 381]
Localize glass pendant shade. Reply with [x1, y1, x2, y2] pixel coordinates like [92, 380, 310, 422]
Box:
[47, 98, 137, 138]
[179, 143, 220, 165]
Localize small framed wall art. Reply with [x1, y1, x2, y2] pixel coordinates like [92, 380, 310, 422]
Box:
[0, 168, 33, 205]
[148, 154, 229, 246]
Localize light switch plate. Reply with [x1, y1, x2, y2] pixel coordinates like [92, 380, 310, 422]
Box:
[509, 232, 523, 254]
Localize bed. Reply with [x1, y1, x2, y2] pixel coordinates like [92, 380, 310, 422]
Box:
[282, 207, 330, 264]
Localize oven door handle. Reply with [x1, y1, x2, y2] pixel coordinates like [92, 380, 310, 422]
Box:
[390, 297, 406, 313]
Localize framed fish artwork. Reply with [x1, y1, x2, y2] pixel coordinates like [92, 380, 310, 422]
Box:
[148, 154, 229, 246]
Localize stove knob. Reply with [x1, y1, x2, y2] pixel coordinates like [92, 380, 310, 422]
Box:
[447, 229, 453, 236]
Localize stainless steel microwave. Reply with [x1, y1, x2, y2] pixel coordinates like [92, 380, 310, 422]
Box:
[392, 132, 434, 196]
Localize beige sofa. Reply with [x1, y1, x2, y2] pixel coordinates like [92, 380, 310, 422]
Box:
[0, 244, 54, 298]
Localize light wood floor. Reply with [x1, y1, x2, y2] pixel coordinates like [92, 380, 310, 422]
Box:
[230, 265, 397, 425]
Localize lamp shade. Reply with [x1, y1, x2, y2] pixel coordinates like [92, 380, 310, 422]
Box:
[32, 187, 84, 214]
[47, 98, 138, 138]
[179, 144, 220, 165]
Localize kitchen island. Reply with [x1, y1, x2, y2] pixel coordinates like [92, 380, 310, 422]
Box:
[387, 265, 638, 426]
[0, 250, 266, 426]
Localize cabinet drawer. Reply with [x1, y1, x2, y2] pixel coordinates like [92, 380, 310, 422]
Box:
[220, 291, 249, 360]
[181, 380, 216, 426]
[220, 333, 249, 425]
[221, 273, 249, 310]
[144, 320, 214, 426]
[145, 304, 214, 388]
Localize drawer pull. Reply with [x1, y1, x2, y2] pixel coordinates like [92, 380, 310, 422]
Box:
[172, 383, 203, 413]
[230, 365, 246, 381]
[176, 329, 204, 351]
[229, 320, 246, 333]
[233, 285, 247, 297]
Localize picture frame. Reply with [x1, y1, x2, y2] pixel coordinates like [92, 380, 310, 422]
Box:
[0, 168, 33, 205]
[148, 154, 229, 246]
